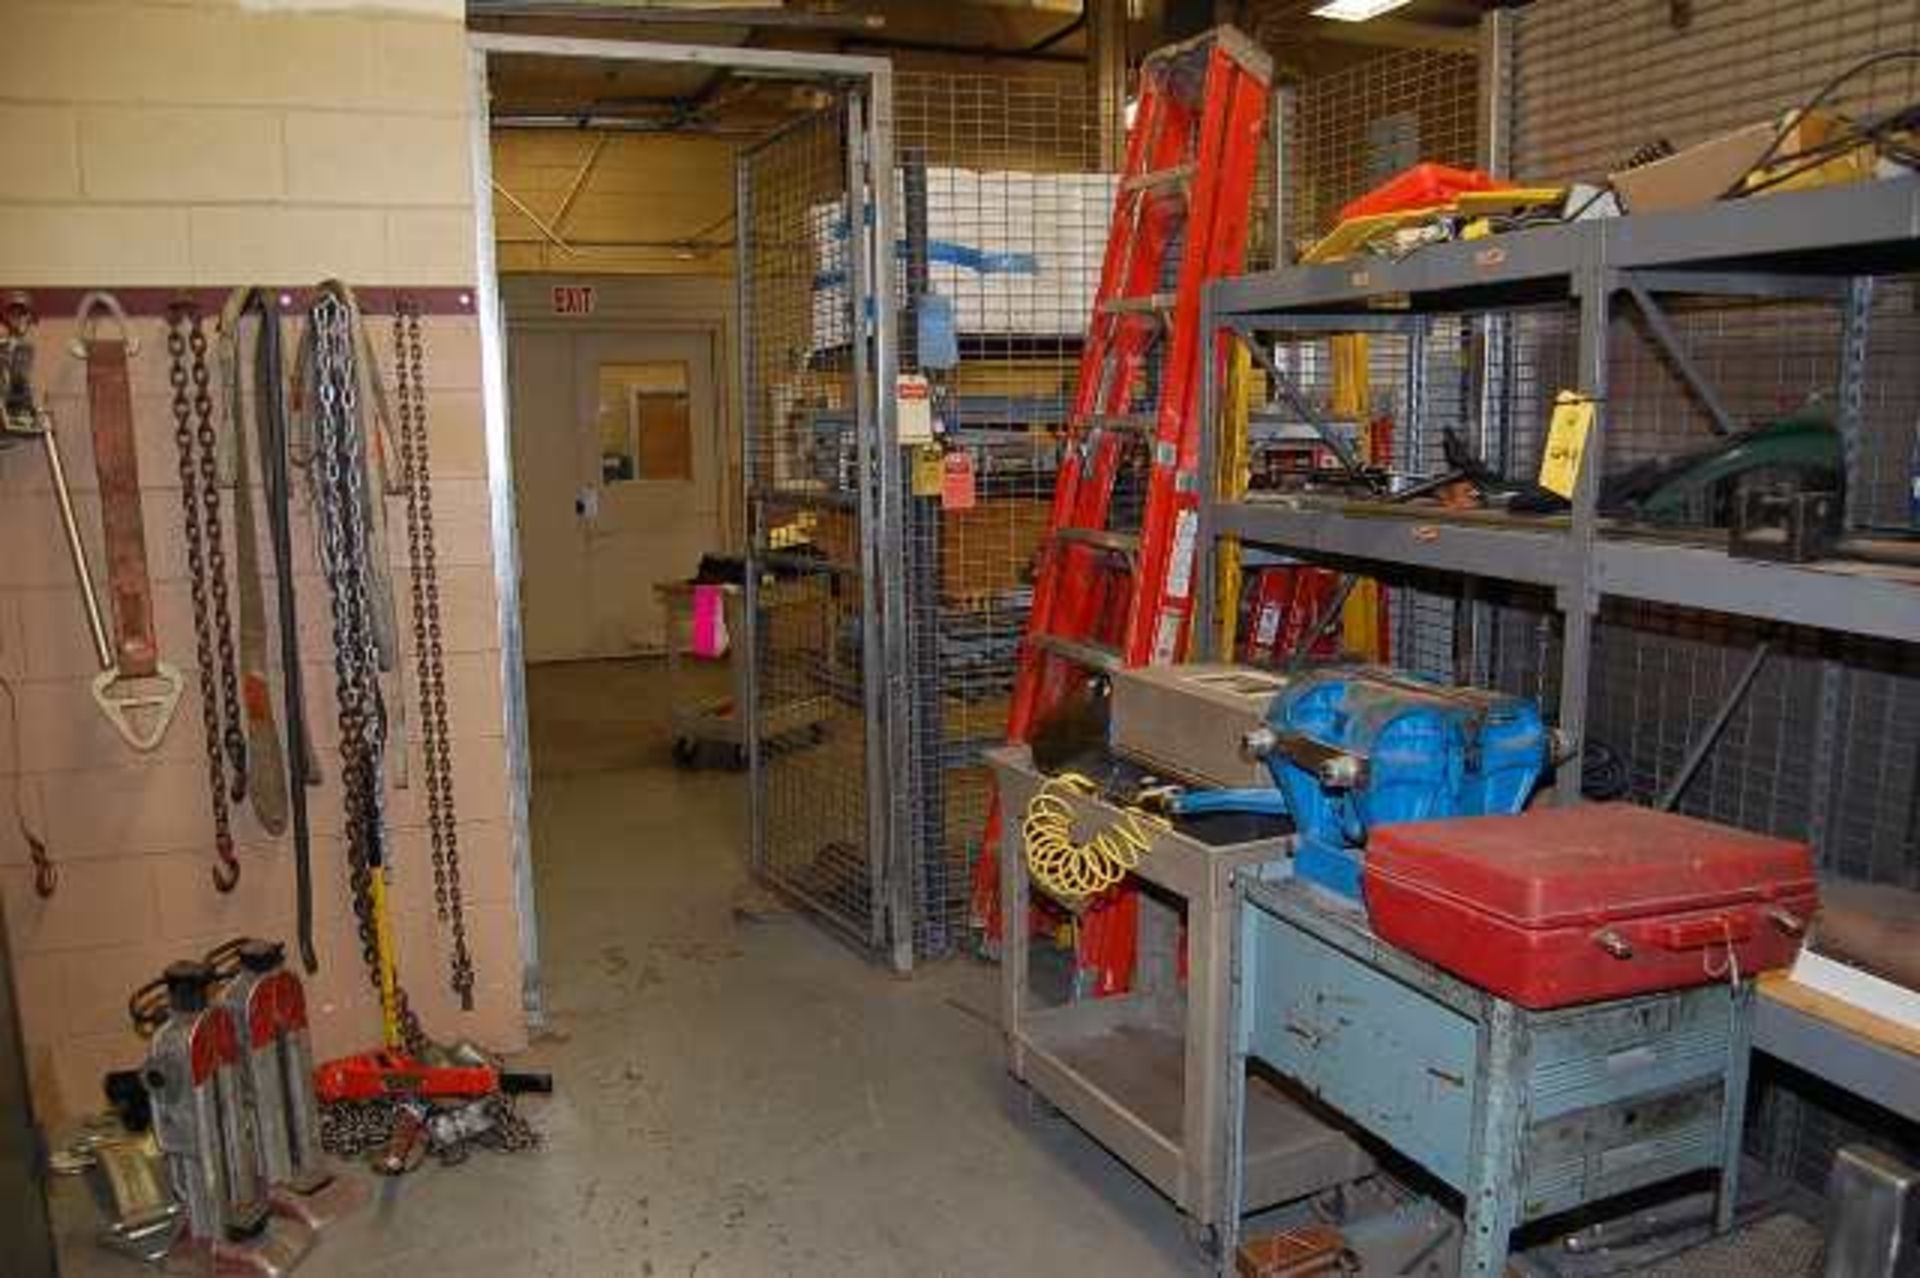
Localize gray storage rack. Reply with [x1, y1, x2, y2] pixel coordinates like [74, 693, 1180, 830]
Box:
[1194, 177, 1920, 765]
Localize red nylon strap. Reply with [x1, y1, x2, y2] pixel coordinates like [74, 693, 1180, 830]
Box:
[84, 337, 159, 678]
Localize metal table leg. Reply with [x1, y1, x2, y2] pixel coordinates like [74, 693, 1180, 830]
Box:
[1462, 1000, 1527, 1275]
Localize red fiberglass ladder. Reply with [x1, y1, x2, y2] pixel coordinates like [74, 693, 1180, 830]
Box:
[972, 26, 1272, 993]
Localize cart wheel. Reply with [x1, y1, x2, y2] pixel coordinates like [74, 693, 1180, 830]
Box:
[1183, 1219, 1222, 1263]
[1005, 1077, 1061, 1124]
[731, 744, 751, 770]
[671, 737, 698, 769]
[810, 723, 828, 744]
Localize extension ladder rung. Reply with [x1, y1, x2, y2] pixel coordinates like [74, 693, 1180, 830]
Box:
[1054, 527, 1140, 556]
[1122, 163, 1196, 197]
[1032, 633, 1124, 674]
[1100, 292, 1176, 318]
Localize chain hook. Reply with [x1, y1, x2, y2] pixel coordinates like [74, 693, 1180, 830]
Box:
[2, 291, 37, 339]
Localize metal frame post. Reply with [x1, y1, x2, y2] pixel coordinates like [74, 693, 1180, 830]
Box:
[1089, 0, 1128, 173]
[862, 69, 913, 974]
[1804, 276, 1875, 866]
[466, 48, 543, 1026]
[1194, 289, 1220, 659]
[735, 150, 766, 882]
[1838, 275, 1876, 528]
[1401, 314, 1430, 670]
[846, 90, 892, 956]
[1557, 263, 1612, 796]
[1270, 84, 1298, 268]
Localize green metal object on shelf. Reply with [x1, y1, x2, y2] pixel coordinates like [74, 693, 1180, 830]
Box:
[1610, 410, 1843, 527]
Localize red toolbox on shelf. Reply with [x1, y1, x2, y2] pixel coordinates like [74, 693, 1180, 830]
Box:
[1363, 804, 1819, 1009]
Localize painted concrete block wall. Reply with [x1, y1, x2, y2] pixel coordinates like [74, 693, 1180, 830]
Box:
[0, 0, 528, 1122]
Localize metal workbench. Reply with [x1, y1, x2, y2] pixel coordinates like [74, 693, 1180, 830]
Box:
[1222, 875, 1755, 1276]
[987, 747, 1373, 1247]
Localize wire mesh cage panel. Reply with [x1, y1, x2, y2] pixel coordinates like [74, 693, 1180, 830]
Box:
[1496, 0, 1920, 1192]
[1227, 46, 1482, 680]
[1278, 47, 1481, 263]
[891, 70, 1106, 958]
[739, 102, 886, 950]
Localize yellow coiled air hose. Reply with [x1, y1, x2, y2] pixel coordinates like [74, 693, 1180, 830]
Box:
[1022, 772, 1171, 904]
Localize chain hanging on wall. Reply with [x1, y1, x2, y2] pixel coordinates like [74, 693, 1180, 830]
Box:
[306, 290, 428, 1057]
[394, 300, 474, 1009]
[167, 303, 246, 892]
[0, 298, 59, 897]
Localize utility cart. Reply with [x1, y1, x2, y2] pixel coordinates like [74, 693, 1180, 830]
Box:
[987, 746, 1373, 1250]
[656, 579, 831, 768]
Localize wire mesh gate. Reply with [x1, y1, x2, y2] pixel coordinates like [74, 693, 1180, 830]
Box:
[737, 89, 906, 961]
[736, 69, 1112, 967]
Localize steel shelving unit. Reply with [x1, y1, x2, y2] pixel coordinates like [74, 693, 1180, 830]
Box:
[1193, 177, 1920, 762]
[1192, 177, 1920, 1190]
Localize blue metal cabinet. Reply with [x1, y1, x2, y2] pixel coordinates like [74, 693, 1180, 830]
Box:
[1222, 877, 1753, 1276]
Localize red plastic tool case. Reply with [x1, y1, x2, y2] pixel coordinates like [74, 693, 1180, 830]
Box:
[1364, 804, 1818, 1009]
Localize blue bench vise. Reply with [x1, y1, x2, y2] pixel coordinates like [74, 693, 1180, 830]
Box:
[1173, 666, 1550, 898]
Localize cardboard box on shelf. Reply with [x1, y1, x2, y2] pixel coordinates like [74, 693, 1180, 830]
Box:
[1610, 112, 1846, 214]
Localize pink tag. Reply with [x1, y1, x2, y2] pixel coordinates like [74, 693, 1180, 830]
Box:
[690, 584, 729, 658]
[941, 451, 976, 511]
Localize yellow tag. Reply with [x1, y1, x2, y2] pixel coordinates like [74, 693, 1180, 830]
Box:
[911, 445, 943, 497]
[1538, 391, 1595, 500]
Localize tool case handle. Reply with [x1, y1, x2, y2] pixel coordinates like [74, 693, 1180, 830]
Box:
[1651, 914, 1753, 952]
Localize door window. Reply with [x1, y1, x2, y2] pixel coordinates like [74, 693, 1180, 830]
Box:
[596, 360, 692, 482]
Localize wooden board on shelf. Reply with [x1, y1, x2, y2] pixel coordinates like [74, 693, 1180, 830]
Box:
[1759, 970, 1920, 1060]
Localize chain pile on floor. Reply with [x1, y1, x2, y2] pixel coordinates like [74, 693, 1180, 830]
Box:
[319, 1094, 539, 1169]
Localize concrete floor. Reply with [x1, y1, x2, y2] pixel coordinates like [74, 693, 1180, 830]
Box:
[55, 658, 1206, 1276]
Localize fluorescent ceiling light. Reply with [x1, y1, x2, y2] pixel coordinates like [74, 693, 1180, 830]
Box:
[1311, 0, 1416, 21]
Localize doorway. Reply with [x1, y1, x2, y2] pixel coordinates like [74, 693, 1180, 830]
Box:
[507, 314, 723, 661]
[470, 33, 905, 1019]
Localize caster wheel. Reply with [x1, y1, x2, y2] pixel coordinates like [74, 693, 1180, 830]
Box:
[671, 738, 698, 769]
[1183, 1219, 1221, 1263]
[1004, 1077, 1061, 1124]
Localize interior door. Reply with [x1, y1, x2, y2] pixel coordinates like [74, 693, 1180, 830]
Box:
[509, 325, 719, 662]
[508, 328, 591, 662]
[574, 330, 719, 655]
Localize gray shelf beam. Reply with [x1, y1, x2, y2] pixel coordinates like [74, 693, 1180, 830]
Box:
[1602, 177, 1920, 274]
[1212, 221, 1579, 316]
[1211, 503, 1920, 646]
[1211, 502, 1572, 589]
[1211, 178, 1920, 320]
[1594, 539, 1920, 644]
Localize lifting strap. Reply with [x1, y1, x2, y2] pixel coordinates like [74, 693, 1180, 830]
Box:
[73, 293, 183, 752]
[218, 288, 291, 837]
[222, 286, 321, 971]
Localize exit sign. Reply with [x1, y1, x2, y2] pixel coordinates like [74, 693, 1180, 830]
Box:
[550, 285, 595, 316]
